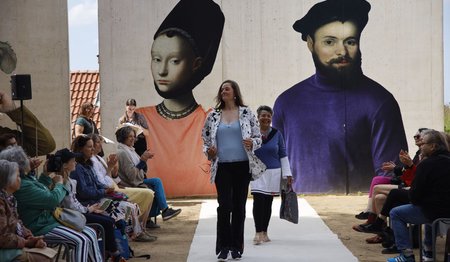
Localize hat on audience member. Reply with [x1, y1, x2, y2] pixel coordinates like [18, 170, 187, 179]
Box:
[55, 148, 82, 163]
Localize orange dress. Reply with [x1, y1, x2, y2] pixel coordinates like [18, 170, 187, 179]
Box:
[136, 105, 216, 197]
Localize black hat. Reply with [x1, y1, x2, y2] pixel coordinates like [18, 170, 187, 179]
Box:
[55, 148, 82, 163]
[154, 0, 225, 87]
[293, 0, 371, 41]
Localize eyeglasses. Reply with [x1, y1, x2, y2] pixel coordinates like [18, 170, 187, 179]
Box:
[413, 135, 421, 139]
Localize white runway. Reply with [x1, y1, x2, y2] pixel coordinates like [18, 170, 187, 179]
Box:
[187, 198, 357, 262]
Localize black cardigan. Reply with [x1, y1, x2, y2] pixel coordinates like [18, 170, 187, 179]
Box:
[409, 150, 450, 220]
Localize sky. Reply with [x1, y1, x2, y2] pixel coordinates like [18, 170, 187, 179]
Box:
[68, 0, 450, 103]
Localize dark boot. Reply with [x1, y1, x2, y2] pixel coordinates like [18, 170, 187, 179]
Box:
[353, 217, 386, 234]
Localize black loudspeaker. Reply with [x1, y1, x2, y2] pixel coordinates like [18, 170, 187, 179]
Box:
[11, 74, 32, 100]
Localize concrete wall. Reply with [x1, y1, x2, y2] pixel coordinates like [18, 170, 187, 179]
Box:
[98, 0, 443, 152]
[0, 0, 71, 152]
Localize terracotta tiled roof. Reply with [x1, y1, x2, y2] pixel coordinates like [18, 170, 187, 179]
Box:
[70, 70, 101, 137]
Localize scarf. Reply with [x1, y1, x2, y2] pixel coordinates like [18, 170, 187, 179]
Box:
[0, 189, 24, 237]
[118, 143, 141, 166]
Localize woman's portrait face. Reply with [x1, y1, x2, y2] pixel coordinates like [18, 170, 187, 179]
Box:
[82, 139, 95, 159]
[124, 130, 136, 147]
[258, 110, 272, 128]
[151, 34, 201, 98]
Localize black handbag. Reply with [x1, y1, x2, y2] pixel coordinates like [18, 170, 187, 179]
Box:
[280, 186, 299, 224]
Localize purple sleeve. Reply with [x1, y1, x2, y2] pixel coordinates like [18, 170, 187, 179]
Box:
[370, 96, 408, 176]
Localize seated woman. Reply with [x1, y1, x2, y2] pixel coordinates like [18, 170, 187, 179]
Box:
[354, 128, 428, 221]
[70, 135, 155, 242]
[52, 148, 126, 261]
[0, 146, 103, 262]
[89, 134, 157, 235]
[387, 130, 450, 262]
[0, 159, 56, 262]
[118, 98, 149, 156]
[115, 126, 181, 222]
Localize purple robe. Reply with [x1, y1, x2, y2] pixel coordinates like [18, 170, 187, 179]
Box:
[272, 71, 408, 193]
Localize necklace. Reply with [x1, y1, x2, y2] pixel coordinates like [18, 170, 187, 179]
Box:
[156, 102, 199, 120]
[261, 127, 272, 141]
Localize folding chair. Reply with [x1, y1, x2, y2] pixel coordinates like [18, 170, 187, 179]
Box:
[87, 223, 106, 260]
[431, 218, 450, 262]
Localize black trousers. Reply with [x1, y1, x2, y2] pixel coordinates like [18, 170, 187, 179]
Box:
[380, 188, 410, 217]
[252, 193, 274, 232]
[84, 212, 118, 254]
[215, 161, 251, 254]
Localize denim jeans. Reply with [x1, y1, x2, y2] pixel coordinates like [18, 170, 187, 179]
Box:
[390, 204, 432, 250]
[143, 177, 168, 217]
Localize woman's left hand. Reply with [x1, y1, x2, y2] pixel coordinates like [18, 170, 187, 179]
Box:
[287, 176, 293, 187]
[242, 138, 253, 151]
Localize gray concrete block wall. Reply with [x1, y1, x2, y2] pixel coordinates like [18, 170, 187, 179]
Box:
[0, 0, 71, 152]
[98, 0, 444, 153]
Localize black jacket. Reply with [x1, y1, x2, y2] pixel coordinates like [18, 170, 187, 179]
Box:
[409, 150, 450, 220]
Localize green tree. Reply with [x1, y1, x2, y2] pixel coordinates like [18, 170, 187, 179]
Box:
[445, 104, 450, 133]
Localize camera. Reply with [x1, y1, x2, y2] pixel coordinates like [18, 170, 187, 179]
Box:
[46, 153, 62, 172]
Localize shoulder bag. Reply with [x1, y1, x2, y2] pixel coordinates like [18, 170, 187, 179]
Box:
[53, 207, 86, 232]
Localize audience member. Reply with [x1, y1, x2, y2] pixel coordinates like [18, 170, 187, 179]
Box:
[115, 126, 181, 223]
[74, 102, 98, 137]
[89, 133, 157, 234]
[0, 159, 56, 262]
[118, 98, 149, 156]
[54, 148, 127, 261]
[0, 146, 102, 262]
[0, 132, 17, 151]
[355, 128, 428, 222]
[70, 135, 155, 242]
[387, 130, 450, 262]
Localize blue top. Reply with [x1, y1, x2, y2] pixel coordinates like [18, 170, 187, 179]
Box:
[255, 129, 287, 169]
[217, 120, 248, 162]
[75, 116, 98, 135]
[272, 71, 408, 193]
[70, 163, 106, 205]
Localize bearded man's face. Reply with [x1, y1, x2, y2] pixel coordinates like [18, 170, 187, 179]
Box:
[308, 21, 362, 83]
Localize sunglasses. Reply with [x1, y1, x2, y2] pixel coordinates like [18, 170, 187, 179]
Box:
[413, 135, 421, 139]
